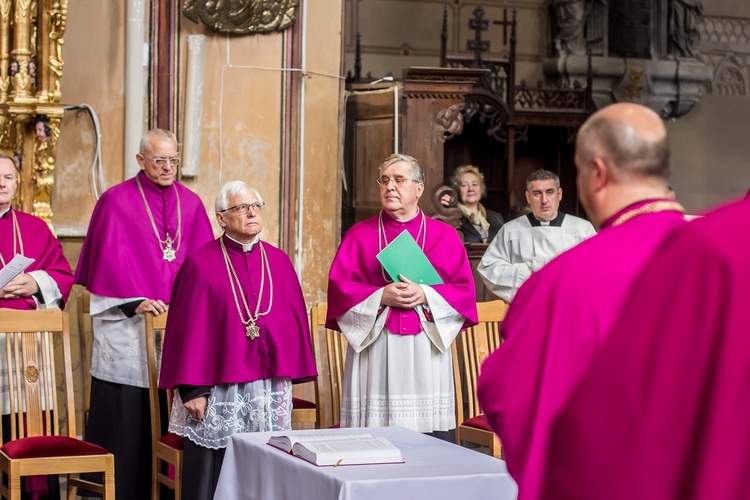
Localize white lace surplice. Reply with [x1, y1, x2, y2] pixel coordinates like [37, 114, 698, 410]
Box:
[169, 377, 293, 449]
[89, 293, 150, 388]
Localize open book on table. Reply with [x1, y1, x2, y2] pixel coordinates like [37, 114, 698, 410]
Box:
[267, 432, 404, 467]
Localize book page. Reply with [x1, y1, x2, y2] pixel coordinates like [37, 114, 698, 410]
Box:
[268, 432, 373, 453]
[292, 436, 403, 466]
[0, 254, 34, 290]
[298, 437, 396, 454]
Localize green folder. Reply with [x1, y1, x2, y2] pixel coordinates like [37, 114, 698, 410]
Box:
[376, 230, 444, 285]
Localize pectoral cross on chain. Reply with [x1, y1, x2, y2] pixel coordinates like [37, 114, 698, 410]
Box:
[246, 322, 260, 340]
[162, 237, 176, 262]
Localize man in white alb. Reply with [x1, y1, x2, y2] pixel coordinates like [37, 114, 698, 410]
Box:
[326, 154, 478, 439]
[478, 169, 595, 302]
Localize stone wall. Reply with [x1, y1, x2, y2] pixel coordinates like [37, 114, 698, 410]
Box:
[345, 0, 750, 212]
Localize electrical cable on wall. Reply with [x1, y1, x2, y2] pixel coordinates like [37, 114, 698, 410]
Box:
[216, 31, 345, 275]
[63, 104, 107, 200]
[216, 35, 344, 187]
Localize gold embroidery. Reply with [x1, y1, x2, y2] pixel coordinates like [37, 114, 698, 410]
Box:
[610, 201, 685, 227]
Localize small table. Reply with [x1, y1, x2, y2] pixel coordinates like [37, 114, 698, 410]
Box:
[214, 426, 518, 500]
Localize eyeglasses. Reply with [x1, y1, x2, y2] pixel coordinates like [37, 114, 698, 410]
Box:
[221, 202, 265, 215]
[377, 176, 416, 187]
[144, 156, 181, 168]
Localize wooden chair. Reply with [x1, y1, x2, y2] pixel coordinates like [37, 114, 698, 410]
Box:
[309, 302, 348, 428]
[291, 397, 318, 427]
[144, 311, 183, 500]
[76, 290, 92, 427]
[452, 300, 508, 458]
[0, 309, 114, 499]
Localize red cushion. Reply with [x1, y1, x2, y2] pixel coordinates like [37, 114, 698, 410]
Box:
[461, 414, 493, 431]
[1, 436, 108, 459]
[292, 397, 316, 409]
[159, 433, 184, 450]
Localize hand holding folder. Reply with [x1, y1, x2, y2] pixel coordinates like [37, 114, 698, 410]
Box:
[376, 231, 443, 285]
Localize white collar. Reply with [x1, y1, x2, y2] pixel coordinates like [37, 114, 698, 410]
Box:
[225, 233, 260, 252]
[0, 206, 9, 218]
[385, 208, 421, 223]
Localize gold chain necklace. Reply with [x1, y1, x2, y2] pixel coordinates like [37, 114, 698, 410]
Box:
[610, 200, 685, 227]
[135, 175, 182, 262]
[0, 210, 24, 267]
[378, 209, 426, 283]
[220, 237, 274, 340]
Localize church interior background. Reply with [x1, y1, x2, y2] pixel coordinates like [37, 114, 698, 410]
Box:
[9, 0, 750, 430]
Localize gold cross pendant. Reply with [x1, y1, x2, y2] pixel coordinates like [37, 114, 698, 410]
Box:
[246, 323, 260, 339]
[162, 239, 176, 262]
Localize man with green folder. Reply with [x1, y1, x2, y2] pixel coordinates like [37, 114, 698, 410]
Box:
[326, 153, 478, 439]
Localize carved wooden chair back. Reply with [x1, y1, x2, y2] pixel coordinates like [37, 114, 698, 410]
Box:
[309, 303, 348, 428]
[452, 300, 508, 458]
[144, 310, 183, 499]
[76, 290, 92, 426]
[0, 309, 114, 498]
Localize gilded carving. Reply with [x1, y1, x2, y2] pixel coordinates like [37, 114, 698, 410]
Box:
[183, 0, 298, 35]
[0, 0, 68, 221]
[32, 114, 58, 223]
[48, 0, 67, 102]
[29, 0, 35, 57]
[623, 70, 645, 100]
[0, 0, 10, 102]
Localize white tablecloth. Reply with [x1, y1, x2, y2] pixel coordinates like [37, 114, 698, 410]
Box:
[213, 426, 518, 500]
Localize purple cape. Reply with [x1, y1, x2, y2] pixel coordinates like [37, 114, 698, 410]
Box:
[159, 236, 317, 388]
[74, 172, 213, 301]
[477, 200, 685, 500]
[0, 209, 73, 310]
[542, 198, 750, 500]
[326, 211, 478, 332]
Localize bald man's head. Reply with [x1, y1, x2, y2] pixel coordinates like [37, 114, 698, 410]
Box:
[576, 103, 670, 181]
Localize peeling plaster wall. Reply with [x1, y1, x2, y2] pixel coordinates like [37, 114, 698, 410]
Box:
[50, 1, 344, 426]
[54, 2, 343, 306]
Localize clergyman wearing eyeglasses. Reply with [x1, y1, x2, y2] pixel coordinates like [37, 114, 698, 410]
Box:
[326, 153, 478, 440]
[159, 180, 317, 500]
[74, 129, 214, 499]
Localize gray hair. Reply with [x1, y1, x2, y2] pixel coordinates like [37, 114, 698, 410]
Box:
[526, 169, 560, 190]
[139, 129, 178, 154]
[378, 153, 425, 185]
[215, 180, 264, 213]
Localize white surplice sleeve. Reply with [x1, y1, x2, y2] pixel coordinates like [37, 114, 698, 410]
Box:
[336, 288, 386, 353]
[26, 270, 62, 309]
[477, 225, 531, 302]
[337, 286, 465, 354]
[90, 293, 146, 319]
[418, 286, 464, 353]
[89, 293, 150, 388]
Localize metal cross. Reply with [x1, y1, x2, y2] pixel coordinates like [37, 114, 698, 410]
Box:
[492, 8, 511, 46]
[467, 6, 490, 67]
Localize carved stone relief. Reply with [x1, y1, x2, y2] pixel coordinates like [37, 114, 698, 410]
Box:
[715, 65, 745, 95]
[183, 0, 298, 35]
[697, 16, 750, 97]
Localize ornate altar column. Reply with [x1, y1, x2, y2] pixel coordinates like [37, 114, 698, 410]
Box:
[0, 0, 67, 227]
